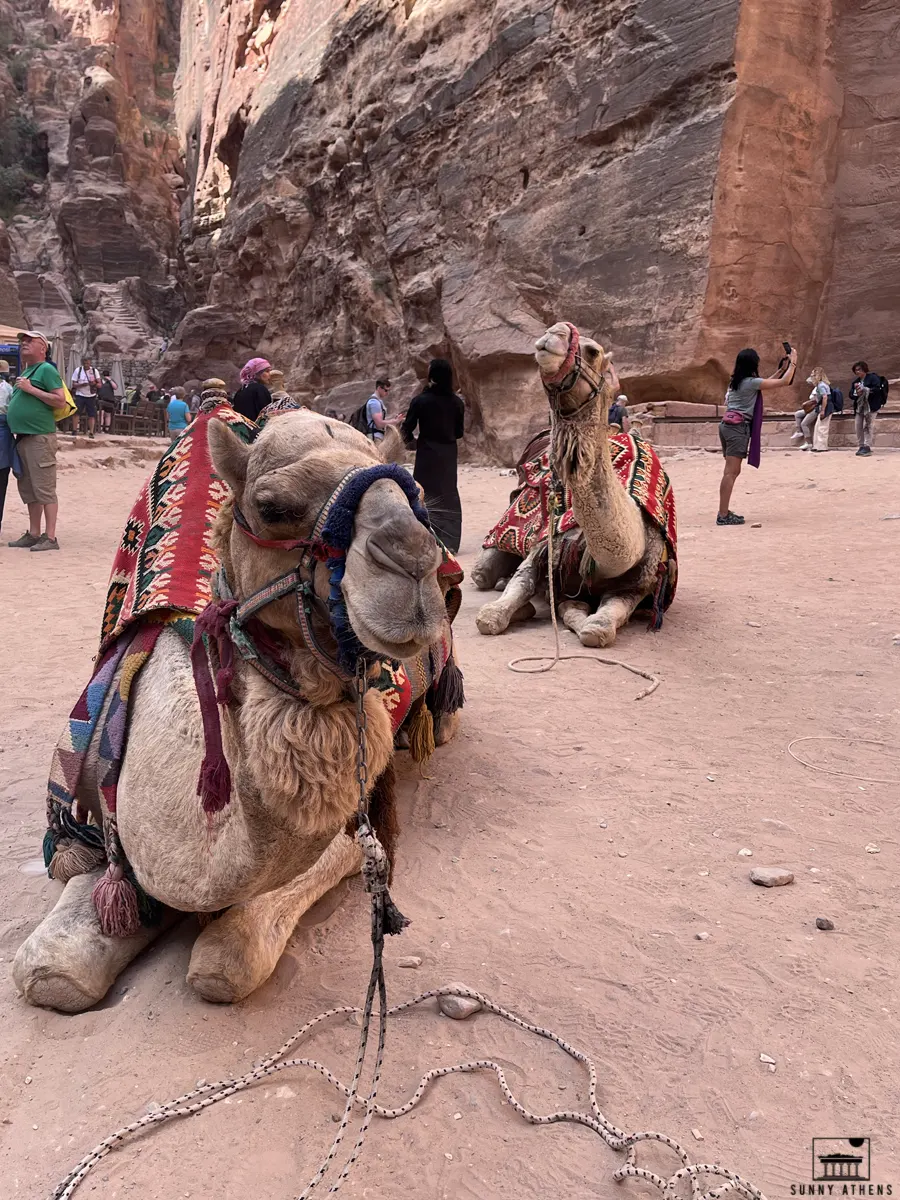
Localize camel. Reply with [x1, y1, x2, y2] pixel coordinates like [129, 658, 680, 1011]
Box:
[472, 322, 676, 648]
[13, 411, 461, 1012]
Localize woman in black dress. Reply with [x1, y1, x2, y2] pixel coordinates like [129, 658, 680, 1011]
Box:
[401, 358, 465, 552]
[231, 357, 273, 422]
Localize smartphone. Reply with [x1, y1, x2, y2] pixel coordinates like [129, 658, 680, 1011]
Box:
[782, 341, 792, 355]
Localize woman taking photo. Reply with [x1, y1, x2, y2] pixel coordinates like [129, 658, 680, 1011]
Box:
[717, 344, 797, 526]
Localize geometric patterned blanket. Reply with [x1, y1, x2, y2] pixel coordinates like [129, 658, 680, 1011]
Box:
[482, 428, 678, 605]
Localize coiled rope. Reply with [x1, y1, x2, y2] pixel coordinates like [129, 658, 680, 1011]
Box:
[51, 982, 765, 1200]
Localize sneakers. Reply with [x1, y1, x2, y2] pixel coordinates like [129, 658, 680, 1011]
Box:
[8, 530, 42, 547]
[790, 431, 804, 441]
[799, 442, 812, 451]
[716, 511, 745, 526]
[7, 531, 60, 550]
[856, 446, 872, 456]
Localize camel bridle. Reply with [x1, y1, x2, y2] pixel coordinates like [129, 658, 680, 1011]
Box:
[540, 321, 604, 417]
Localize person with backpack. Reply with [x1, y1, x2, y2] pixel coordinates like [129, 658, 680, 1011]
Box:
[850, 360, 888, 456]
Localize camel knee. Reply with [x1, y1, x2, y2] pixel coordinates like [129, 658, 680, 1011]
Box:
[475, 600, 512, 636]
[188, 907, 286, 1003]
[13, 872, 169, 1013]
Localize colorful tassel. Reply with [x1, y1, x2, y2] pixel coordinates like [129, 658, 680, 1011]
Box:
[92, 865, 141, 937]
[49, 840, 106, 884]
[407, 701, 435, 763]
[197, 754, 232, 815]
[432, 653, 465, 715]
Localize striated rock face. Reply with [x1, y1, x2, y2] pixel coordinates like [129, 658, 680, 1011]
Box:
[2, 0, 183, 356]
[2, 0, 897, 457]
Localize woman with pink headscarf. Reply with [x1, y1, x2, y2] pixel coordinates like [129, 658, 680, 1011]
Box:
[231, 357, 272, 422]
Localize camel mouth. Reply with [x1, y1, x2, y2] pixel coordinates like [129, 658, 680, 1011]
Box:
[342, 589, 442, 660]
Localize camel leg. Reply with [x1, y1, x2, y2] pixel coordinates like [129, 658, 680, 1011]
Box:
[187, 831, 363, 1003]
[12, 871, 176, 1013]
[471, 547, 520, 592]
[558, 599, 591, 637]
[475, 550, 541, 636]
[576, 591, 645, 648]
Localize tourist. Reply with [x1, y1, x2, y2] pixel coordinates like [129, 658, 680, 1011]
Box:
[188, 386, 201, 414]
[717, 345, 797, 526]
[71, 354, 101, 439]
[365, 378, 392, 441]
[0, 358, 20, 537]
[166, 388, 192, 440]
[231, 357, 272, 421]
[806, 368, 833, 453]
[849, 360, 886, 457]
[7, 330, 67, 550]
[608, 392, 630, 432]
[401, 358, 465, 552]
[97, 370, 118, 432]
[790, 395, 817, 450]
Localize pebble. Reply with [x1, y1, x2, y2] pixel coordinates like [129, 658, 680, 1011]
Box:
[865, 844, 880, 854]
[759, 1053, 776, 1065]
[692, 1128, 704, 1141]
[599, 820, 608, 829]
[816, 917, 835, 931]
[24, 1076, 32, 1085]
[398, 956, 422, 969]
[617, 850, 628, 858]
[439, 992, 482, 1021]
[750, 522, 762, 528]
[698, 870, 709, 877]
[738, 848, 753, 857]
[695, 932, 710, 941]
[747, 621, 762, 628]
[453, 1112, 462, 1120]
[750, 867, 794, 888]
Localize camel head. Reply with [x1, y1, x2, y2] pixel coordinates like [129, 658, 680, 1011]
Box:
[535, 321, 610, 418]
[208, 411, 446, 662]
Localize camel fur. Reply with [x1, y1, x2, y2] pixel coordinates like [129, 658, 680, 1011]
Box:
[474, 322, 669, 648]
[14, 411, 458, 1012]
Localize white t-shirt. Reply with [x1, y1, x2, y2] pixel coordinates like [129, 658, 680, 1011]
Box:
[72, 365, 100, 396]
[0, 378, 11, 414]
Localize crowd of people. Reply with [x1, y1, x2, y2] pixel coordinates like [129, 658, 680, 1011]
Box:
[0, 329, 891, 552]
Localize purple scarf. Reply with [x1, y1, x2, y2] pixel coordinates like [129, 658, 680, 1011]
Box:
[748, 391, 763, 468]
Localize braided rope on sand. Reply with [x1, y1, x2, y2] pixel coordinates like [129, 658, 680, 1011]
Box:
[52, 984, 766, 1200]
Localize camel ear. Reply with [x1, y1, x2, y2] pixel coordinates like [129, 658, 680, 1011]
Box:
[377, 426, 406, 465]
[208, 418, 251, 495]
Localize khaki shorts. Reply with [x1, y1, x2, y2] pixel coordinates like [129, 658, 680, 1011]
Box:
[16, 433, 58, 505]
[719, 419, 750, 459]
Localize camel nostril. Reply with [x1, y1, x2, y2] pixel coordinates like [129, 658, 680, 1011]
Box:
[367, 520, 437, 582]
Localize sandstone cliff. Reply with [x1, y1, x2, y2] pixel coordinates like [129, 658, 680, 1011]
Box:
[2, 0, 897, 459]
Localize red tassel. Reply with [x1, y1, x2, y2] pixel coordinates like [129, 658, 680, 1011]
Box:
[198, 754, 232, 814]
[92, 866, 141, 937]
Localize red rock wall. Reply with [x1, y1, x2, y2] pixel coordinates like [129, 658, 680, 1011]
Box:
[4, 0, 898, 454]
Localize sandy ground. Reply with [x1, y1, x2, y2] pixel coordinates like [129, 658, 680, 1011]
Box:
[1, 439, 899, 1200]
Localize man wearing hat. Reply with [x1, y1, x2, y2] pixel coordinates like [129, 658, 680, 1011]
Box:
[6, 331, 66, 550]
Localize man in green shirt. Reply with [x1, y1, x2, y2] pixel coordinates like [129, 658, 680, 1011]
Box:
[7, 331, 66, 550]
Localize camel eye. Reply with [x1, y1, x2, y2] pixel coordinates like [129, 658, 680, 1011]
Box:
[258, 500, 304, 525]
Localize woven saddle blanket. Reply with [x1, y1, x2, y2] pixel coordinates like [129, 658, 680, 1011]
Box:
[482, 428, 678, 603]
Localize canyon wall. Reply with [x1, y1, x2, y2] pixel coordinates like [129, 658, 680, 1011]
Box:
[2, 0, 897, 458]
